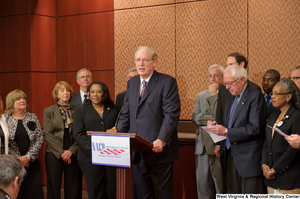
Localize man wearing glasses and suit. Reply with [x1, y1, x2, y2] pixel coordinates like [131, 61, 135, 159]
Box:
[117, 46, 180, 199]
[208, 65, 266, 194]
[71, 68, 93, 107]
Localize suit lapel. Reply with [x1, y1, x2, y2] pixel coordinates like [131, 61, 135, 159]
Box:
[101, 105, 111, 121]
[224, 95, 235, 127]
[138, 71, 158, 107]
[86, 104, 101, 119]
[230, 86, 250, 127]
[53, 105, 64, 130]
[267, 113, 278, 143]
[273, 106, 296, 140]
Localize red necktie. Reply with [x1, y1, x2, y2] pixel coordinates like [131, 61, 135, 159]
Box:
[141, 80, 147, 97]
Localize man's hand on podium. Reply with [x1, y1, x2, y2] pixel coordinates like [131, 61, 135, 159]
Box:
[107, 127, 118, 132]
[152, 139, 165, 153]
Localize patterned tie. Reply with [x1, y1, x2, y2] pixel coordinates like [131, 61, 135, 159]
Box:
[140, 80, 147, 97]
[83, 94, 87, 104]
[225, 94, 240, 149]
[266, 94, 271, 108]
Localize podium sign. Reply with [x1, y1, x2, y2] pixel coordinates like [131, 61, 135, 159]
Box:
[91, 134, 130, 168]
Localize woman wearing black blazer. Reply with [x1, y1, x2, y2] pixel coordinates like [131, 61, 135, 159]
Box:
[73, 81, 119, 199]
[43, 81, 82, 199]
[261, 78, 300, 194]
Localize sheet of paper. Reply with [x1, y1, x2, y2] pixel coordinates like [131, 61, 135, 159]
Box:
[202, 126, 227, 143]
[267, 125, 290, 137]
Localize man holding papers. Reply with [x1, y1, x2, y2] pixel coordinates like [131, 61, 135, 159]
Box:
[192, 64, 224, 199]
[261, 78, 300, 194]
[208, 65, 266, 194]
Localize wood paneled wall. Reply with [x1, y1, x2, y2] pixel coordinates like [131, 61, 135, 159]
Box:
[114, 0, 300, 120]
[1, 0, 300, 198]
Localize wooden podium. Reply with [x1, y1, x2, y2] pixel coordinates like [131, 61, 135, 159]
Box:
[87, 131, 153, 199]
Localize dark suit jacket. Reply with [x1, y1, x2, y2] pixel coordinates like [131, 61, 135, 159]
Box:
[222, 84, 266, 178]
[71, 91, 82, 107]
[262, 105, 300, 190]
[117, 70, 181, 164]
[115, 91, 126, 110]
[73, 103, 119, 162]
[216, 80, 261, 125]
[43, 104, 78, 159]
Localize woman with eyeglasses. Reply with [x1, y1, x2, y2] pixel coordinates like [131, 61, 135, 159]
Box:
[261, 78, 300, 194]
[0, 97, 9, 155]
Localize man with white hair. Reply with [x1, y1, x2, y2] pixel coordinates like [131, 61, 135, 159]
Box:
[71, 68, 93, 107]
[192, 64, 224, 198]
[208, 65, 266, 194]
[0, 154, 26, 199]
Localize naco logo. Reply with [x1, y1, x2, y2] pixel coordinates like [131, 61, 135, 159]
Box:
[92, 142, 125, 155]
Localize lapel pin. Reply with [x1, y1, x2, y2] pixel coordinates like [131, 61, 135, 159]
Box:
[242, 102, 244, 105]
[285, 115, 289, 119]
[107, 107, 110, 110]
[277, 121, 283, 127]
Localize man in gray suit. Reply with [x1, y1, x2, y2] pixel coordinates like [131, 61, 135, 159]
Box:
[192, 64, 224, 199]
[71, 68, 92, 107]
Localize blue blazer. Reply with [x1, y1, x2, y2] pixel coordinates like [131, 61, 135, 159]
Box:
[117, 70, 181, 164]
[223, 84, 266, 178]
[262, 105, 300, 190]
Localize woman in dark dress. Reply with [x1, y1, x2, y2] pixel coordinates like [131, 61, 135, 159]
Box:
[73, 81, 119, 199]
[4, 89, 44, 199]
[0, 96, 9, 155]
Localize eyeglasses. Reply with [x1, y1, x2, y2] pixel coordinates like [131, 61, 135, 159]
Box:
[79, 75, 91, 79]
[224, 78, 240, 87]
[207, 74, 220, 78]
[269, 92, 290, 97]
[135, 59, 153, 64]
[291, 76, 300, 81]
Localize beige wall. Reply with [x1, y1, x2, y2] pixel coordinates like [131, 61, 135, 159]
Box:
[114, 0, 300, 120]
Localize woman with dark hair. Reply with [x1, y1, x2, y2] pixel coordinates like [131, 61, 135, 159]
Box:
[4, 89, 44, 199]
[73, 81, 119, 199]
[0, 96, 9, 155]
[261, 78, 300, 194]
[43, 81, 82, 199]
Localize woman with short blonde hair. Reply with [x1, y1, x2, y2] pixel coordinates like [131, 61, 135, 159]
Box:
[4, 89, 44, 199]
[44, 81, 82, 199]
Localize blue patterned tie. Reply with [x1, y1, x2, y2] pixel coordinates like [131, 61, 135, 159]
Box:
[225, 95, 240, 149]
[266, 94, 271, 108]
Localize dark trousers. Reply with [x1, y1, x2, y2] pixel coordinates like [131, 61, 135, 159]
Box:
[223, 149, 264, 194]
[132, 152, 174, 199]
[17, 159, 44, 199]
[45, 152, 82, 199]
[78, 160, 116, 199]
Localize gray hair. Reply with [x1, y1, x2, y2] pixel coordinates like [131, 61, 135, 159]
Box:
[76, 68, 92, 79]
[0, 154, 26, 188]
[225, 65, 248, 81]
[134, 46, 158, 61]
[207, 64, 225, 75]
[276, 78, 300, 110]
[291, 65, 300, 72]
[126, 67, 137, 78]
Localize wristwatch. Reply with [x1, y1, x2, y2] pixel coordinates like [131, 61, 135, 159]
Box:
[224, 128, 228, 136]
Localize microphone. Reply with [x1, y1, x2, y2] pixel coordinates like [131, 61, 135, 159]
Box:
[114, 97, 128, 128]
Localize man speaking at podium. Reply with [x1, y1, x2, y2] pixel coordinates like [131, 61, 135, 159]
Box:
[116, 46, 181, 199]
